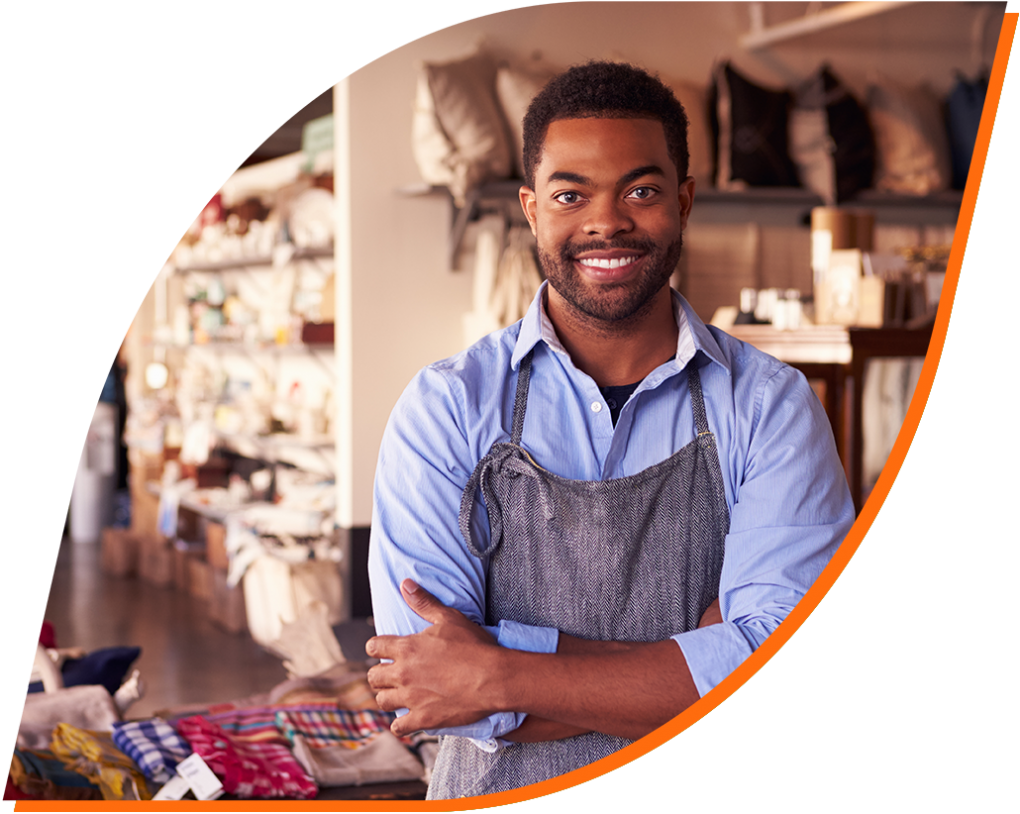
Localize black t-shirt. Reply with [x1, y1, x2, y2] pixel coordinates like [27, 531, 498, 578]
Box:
[599, 381, 641, 427]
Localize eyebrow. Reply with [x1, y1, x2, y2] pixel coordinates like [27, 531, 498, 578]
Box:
[546, 170, 592, 185]
[545, 165, 667, 187]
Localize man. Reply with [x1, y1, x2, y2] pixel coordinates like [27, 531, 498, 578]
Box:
[366, 61, 855, 798]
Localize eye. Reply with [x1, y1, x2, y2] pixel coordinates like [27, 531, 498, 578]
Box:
[553, 191, 583, 205]
[626, 186, 657, 200]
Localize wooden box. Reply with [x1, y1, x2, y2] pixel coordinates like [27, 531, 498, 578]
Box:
[206, 522, 229, 571]
[209, 567, 247, 634]
[138, 534, 173, 587]
[100, 527, 138, 578]
[130, 482, 161, 539]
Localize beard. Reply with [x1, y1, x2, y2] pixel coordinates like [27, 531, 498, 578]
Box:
[537, 232, 683, 326]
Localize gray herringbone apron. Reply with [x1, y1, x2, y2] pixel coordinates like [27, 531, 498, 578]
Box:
[427, 350, 729, 799]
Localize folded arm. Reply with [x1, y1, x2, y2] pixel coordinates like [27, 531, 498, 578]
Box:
[368, 358, 854, 745]
[368, 581, 720, 741]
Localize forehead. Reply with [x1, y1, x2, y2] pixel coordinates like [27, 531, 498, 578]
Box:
[535, 117, 674, 183]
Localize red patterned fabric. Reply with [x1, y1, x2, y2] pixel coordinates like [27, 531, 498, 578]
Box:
[175, 716, 316, 800]
[206, 704, 337, 746]
[39, 621, 56, 649]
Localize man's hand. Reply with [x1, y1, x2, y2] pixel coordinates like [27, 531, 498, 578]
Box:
[367, 582, 723, 742]
[366, 579, 503, 736]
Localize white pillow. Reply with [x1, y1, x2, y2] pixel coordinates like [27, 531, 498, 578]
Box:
[495, 64, 555, 179]
[410, 49, 513, 205]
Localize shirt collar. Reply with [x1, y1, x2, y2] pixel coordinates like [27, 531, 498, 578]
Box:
[512, 280, 730, 375]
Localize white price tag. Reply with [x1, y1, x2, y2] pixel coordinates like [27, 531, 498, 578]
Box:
[175, 753, 224, 801]
[152, 774, 190, 801]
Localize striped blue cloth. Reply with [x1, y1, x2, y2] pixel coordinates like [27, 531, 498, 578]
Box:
[111, 718, 191, 784]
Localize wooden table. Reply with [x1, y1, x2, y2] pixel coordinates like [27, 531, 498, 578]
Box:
[726, 323, 932, 512]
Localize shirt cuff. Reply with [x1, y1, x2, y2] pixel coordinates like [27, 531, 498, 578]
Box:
[672, 623, 757, 697]
[492, 619, 560, 654]
[416, 621, 559, 751]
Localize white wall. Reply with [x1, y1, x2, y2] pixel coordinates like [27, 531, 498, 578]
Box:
[339, 1, 1005, 525]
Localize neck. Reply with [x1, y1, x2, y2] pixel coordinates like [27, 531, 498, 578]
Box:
[545, 285, 678, 387]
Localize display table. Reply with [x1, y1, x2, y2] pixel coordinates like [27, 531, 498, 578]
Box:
[727, 323, 933, 511]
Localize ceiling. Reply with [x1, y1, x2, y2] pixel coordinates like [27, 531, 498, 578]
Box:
[238, 88, 333, 168]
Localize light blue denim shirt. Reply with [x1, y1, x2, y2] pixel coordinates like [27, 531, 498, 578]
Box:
[368, 282, 855, 750]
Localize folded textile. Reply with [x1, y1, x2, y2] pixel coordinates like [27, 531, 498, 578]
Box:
[110, 718, 191, 784]
[274, 708, 427, 788]
[48, 723, 151, 800]
[18, 684, 121, 750]
[175, 715, 317, 799]
[290, 730, 425, 788]
[274, 708, 397, 748]
[205, 704, 339, 746]
[10, 748, 103, 800]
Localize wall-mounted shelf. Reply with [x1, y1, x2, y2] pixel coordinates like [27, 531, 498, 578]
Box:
[215, 431, 335, 476]
[399, 181, 964, 267]
[174, 244, 334, 274]
[156, 340, 334, 355]
[398, 182, 525, 269]
[742, 0, 926, 49]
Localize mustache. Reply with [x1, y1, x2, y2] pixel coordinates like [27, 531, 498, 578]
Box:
[561, 237, 657, 258]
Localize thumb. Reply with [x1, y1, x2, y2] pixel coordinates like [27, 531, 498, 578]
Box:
[401, 579, 454, 624]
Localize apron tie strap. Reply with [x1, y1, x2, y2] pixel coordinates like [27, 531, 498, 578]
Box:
[460, 442, 552, 558]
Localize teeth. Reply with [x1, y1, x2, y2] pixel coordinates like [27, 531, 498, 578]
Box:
[579, 256, 637, 269]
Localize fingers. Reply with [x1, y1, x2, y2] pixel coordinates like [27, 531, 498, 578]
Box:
[400, 579, 459, 625]
[367, 661, 395, 690]
[365, 634, 401, 660]
[390, 713, 420, 738]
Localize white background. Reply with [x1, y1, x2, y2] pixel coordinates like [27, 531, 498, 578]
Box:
[0, 2, 1015, 811]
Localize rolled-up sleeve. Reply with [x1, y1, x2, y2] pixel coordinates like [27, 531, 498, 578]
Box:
[368, 363, 559, 751]
[673, 362, 855, 696]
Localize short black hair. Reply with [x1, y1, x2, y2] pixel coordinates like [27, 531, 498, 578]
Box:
[522, 61, 690, 188]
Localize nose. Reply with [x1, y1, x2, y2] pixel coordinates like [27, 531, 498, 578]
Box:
[582, 195, 633, 239]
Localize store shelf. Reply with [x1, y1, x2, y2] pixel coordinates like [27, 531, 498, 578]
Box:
[398, 182, 964, 265]
[742, 0, 926, 49]
[216, 431, 335, 476]
[157, 340, 334, 355]
[174, 244, 334, 273]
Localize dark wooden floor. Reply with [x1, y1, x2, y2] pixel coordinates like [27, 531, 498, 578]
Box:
[41, 537, 375, 719]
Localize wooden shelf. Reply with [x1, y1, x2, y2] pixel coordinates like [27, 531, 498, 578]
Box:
[742, 0, 926, 49]
[215, 431, 335, 476]
[399, 182, 963, 267]
[156, 340, 334, 355]
[175, 244, 334, 273]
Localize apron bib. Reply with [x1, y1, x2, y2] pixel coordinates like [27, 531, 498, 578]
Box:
[428, 350, 730, 799]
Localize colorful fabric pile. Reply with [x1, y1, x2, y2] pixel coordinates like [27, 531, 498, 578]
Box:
[9, 672, 435, 801]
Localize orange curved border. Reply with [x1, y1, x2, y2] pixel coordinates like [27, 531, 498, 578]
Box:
[14, 13, 1017, 814]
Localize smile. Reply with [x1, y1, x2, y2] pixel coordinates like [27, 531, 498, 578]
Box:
[577, 255, 640, 270]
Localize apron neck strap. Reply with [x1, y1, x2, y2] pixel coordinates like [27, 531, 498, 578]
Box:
[510, 350, 710, 444]
[511, 350, 534, 446]
[688, 363, 710, 436]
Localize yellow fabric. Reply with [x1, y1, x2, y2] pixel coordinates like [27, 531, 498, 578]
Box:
[9, 754, 27, 789]
[49, 723, 151, 800]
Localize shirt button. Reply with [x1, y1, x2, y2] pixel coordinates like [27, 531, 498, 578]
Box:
[591, 401, 602, 413]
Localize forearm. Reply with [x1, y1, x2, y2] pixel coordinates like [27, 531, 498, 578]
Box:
[494, 639, 698, 741]
[501, 634, 632, 742]
[503, 601, 720, 742]
[370, 586, 714, 742]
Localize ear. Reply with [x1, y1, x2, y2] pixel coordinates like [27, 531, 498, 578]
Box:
[519, 185, 538, 236]
[677, 176, 696, 231]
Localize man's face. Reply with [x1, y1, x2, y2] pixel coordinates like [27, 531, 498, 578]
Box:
[520, 117, 694, 326]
